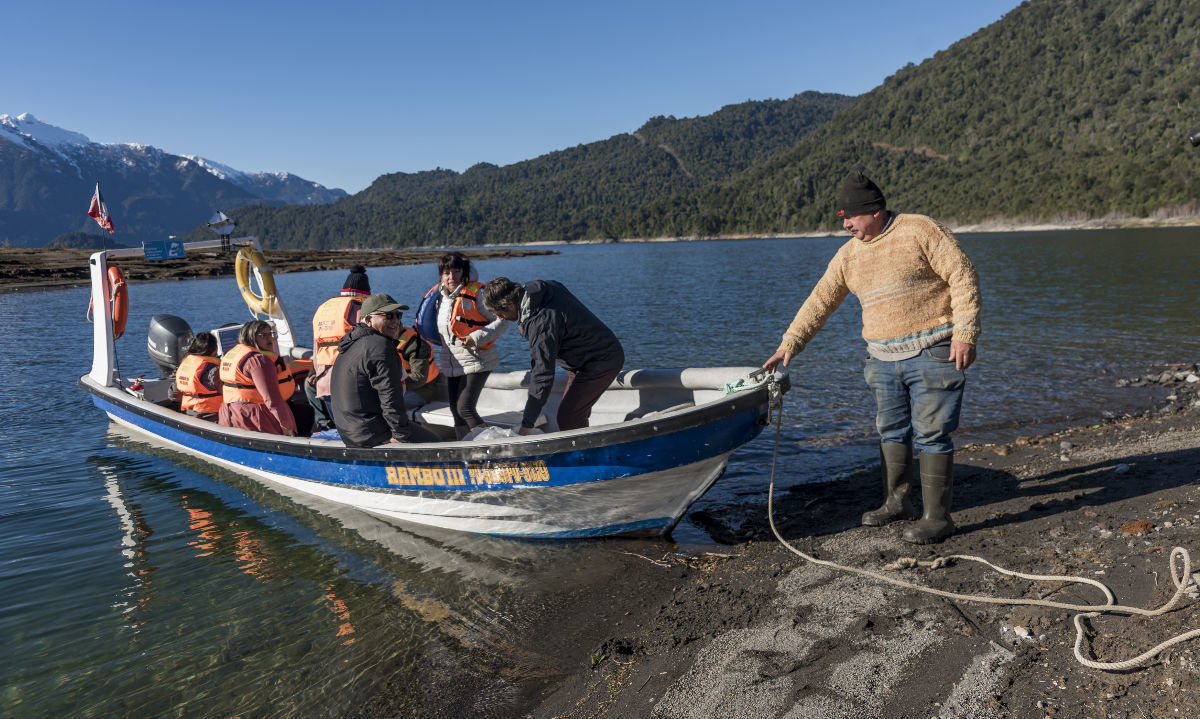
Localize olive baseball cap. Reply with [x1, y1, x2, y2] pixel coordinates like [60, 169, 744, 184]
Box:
[359, 293, 409, 317]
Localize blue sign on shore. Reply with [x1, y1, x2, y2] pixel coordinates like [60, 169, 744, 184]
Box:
[142, 239, 186, 261]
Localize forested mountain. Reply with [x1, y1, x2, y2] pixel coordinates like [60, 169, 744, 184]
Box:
[609, 0, 1200, 237]
[203, 92, 853, 248]
[138, 0, 1200, 248]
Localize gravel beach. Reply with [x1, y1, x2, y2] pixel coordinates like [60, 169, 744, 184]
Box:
[522, 375, 1200, 719]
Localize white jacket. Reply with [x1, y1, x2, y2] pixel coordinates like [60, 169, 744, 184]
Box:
[436, 283, 508, 377]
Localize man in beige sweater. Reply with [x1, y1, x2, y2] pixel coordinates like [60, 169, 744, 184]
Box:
[764, 168, 981, 544]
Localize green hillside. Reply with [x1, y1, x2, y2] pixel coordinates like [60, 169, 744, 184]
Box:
[202, 0, 1200, 248]
[202, 92, 852, 248]
[613, 0, 1200, 237]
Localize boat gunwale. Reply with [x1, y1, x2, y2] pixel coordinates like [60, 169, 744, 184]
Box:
[79, 373, 771, 464]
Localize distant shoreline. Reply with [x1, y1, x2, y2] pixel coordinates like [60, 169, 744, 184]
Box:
[0, 246, 557, 294]
[519, 214, 1200, 246]
[7, 215, 1198, 292]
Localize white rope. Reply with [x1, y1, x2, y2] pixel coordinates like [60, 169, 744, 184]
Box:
[763, 380, 1199, 671]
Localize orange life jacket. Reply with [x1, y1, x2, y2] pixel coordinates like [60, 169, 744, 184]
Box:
[426, 280, 497, 349]
[263, 351, 299, 401]
[220, 344, 270, 404]
[176, 354, 222, 414]
[396, 326, 440, 385]
[312, 295, 362, 366]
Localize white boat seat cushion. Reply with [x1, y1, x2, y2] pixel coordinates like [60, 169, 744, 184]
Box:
[413, 402, 547, 430]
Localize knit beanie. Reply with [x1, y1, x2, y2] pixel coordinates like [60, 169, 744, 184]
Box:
[836, 168, 886, 218]
[341, 265, 370, 297]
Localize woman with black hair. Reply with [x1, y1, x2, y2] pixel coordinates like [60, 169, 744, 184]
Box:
[175, 331, 221, 421]
[415, 252, 508, 438]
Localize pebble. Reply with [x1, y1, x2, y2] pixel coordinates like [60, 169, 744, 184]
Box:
[1114, 463, 1130, 474]
[1118, 519, 1155, 536]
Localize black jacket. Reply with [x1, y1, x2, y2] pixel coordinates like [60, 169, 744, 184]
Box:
[517, 280, 624, 427]
[330, 324, 414, 447]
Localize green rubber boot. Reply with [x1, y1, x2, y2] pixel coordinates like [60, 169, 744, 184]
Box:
[902, 453, 955, 544]
[861, 443, 916, 527]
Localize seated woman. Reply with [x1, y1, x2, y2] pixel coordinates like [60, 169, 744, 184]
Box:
[175, 331, 222, 421]
[218, 320, 298, 436]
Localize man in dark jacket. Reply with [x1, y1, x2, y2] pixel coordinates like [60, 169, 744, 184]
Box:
[330, 293, 440, 447]
[482, 278, 624, 434]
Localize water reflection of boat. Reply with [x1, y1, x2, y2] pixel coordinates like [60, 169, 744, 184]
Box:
[80, 236, 787, 538]
[97, 427, 627, 689]
[91, 436, 552, 662]
[103, 425, 564, 588]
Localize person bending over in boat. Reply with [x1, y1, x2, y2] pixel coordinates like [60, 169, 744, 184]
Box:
[482, 278, 623, 435]
[175, 331, 221, 422]
[330, 293, 440, 447]
[219, 320, 298, 436]
[763, 167, 981, 544]
[307, 265, 372, 431]
[414, 252, 508, 439]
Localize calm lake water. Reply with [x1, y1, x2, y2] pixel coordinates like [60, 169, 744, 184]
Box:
[3, 228, 1199, 717]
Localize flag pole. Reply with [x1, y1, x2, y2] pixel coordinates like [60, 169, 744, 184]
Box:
[88, 181, 116, 251]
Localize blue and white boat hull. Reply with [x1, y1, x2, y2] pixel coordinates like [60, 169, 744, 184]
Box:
[83, 372, 773, 538]
[80, 238, 786, 539]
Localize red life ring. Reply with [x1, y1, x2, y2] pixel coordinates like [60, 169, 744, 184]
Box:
[108, 266, 129, 339]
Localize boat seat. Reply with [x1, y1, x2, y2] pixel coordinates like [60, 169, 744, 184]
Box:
[413, 402, 547, 431]
[637, 401, 695, 419]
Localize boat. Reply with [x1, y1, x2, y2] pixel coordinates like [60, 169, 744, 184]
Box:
[80, 236, 788, 538]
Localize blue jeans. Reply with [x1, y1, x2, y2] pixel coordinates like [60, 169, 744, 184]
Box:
[863, 345, 966, 455]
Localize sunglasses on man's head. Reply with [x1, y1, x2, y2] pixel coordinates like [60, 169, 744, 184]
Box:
[373, 311, 400, 320]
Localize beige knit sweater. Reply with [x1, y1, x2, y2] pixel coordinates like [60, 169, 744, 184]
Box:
[778, 213, 981, 357]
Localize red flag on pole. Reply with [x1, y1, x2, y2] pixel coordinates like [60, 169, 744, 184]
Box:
[88, 182, 115, 234]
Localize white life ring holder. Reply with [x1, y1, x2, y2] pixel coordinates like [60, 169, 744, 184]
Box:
[87, 265, 129, 339]
[235, 246, 278, 315]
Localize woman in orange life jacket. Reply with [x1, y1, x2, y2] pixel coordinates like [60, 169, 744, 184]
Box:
[416, 252, 508, 439]
[306, 265, 372, 431]
[218, 320, 298, 436]
[175, 331, 221, 421]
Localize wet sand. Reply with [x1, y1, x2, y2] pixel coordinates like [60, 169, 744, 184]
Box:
[511, 379, 1200, 719]
[0, 247, 556, 293]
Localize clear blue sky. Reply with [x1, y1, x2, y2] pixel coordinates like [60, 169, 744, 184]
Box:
[5, 0, 1022, 194]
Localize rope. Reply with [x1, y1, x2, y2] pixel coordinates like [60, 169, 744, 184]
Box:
[762, 379, 1199, 671]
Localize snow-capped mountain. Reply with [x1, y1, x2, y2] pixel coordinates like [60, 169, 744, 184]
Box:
[181, 154, 347, 206]
[0, 113, 347, 247]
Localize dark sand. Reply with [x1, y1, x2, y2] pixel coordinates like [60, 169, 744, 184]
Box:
[513, 382, 1200, 719]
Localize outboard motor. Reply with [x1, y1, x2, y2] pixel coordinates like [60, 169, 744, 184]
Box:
[148, 314, 194, 378]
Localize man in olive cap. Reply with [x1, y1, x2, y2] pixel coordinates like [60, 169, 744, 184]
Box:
[331, 293, 439, 446]
[763, 167, 981, 544]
